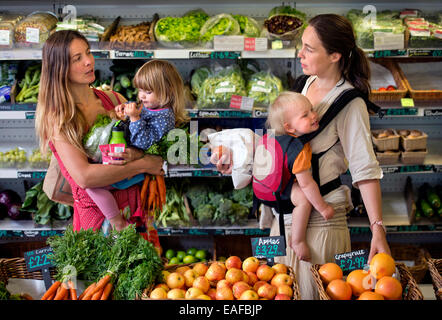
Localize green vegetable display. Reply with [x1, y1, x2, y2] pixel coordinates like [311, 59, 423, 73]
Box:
[246, 71, 283, 107]
[197, 64, 246, 108]
[190, 66, 212, 97]
[82, 114, 116, 162]
[156, 183, 190, 227]
[21, 181, 72, 225]
[15, 63, 41, 103]
[200, 13, 241, 42]
[233, 15, 261, 37]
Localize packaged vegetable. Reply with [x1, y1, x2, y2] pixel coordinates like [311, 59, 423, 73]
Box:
[263, 5, 306, 41]
[0, 14, 24, 48]
[233, 15, 261, 37]
[190, 66, 212, 97]
[83, 114, 117, 163]
[246, 70, 283, 107]
[14, 11, 58, 48]
[197, 64, 246, 109]
[200, 13, 241, 43]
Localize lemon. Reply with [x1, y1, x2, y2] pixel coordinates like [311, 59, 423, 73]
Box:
[183, 255, 197, 264]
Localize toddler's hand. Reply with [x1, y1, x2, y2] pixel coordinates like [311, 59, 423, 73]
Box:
[114, 104, 126, 120]
[320, 204, 335, 220]
[124, 102, 142, 122]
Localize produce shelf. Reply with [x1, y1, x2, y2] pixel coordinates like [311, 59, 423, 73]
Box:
[0, 218, 68, 242]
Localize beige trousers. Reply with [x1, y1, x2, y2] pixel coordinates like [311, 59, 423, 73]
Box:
[270, 205, 351, 300]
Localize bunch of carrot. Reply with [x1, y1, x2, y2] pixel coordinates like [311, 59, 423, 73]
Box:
[40, 276, 113, 301]
[141, 174, 166, 213]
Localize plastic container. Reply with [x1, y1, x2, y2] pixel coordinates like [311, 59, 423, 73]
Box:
[14, 11, 58, 48]
[0, 14, 23, 48]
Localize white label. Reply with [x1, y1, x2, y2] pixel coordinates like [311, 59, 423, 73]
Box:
[213, 35, 244, 51]
[257, 80, 266, 86]
[374, 33, 404, 50]
[215, 86, 235, 94]
[113, 146, 125, 153]
[251, 85, 271, 93]
[26, 28, 40, 43]
[0, 30, 10, 45]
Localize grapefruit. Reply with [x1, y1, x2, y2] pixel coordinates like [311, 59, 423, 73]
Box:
[370, 253, 396, 280]
[346, 269, 372, 297]
[326, 279, 352, 300]
[318, 263, 343, 284]
[374, 276, 402, 300]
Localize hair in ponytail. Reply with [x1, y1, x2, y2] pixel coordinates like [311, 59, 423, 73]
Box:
[308, 14, 371, 96]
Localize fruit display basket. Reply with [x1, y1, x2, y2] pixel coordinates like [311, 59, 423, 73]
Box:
[369, 59, 408, 102]
[310, 262, 423, 300]
[399, 61, 442, 100]
[141, 260, 301, 300]
[0, 257, 56, 284]
[427, 258, 442, 300]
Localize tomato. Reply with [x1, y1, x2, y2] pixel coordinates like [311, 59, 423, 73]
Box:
[378, 87, 387, 92]
[386, 85, 396, 91]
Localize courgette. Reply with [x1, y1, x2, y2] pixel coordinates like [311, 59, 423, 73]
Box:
[120, 75, 131, 89]
[421, 183, 441, 209]
[419, 198, 434, 218]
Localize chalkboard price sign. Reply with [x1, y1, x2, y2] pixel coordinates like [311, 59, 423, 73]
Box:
[250, 236, 286, 265]
[334, 249, 369, 274]
[24, 246, 54, 290]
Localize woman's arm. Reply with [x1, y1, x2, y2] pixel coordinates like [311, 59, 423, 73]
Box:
[53, 138, 163, 189]
[357, 179, 391, 261]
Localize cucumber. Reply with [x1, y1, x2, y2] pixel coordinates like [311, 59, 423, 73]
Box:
[414, 206, 422, 221]
[421, 183, 441, 209]
[419, 198, 434, 218]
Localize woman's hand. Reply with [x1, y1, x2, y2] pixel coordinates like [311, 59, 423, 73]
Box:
[368, 225, 391, 262]
[139, 154, 164, 176]
[107, 147, 144, 165]
[210, 146, 233, 174]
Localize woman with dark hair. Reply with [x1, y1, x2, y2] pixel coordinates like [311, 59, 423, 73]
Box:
[212, 14, 390, 299]
[35, 30, 164, 232]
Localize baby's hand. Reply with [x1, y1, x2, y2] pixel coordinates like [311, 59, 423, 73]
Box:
[114, 104, 126, 120]
[320, 204, 335, 220]
[124, 102, 142, 122]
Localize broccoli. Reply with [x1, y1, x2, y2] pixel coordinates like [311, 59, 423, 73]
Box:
[186, 185, 209, 210]
[232, 185, 253, 209]
[231, 203, 250, 224]
[194, 204, 215, 225]
[208, 192, 224, 208]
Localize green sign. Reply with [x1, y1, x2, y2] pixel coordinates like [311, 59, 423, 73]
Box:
[24, 246, 54, 290]
[114, 50, 153, 59]
[210, 51, 241, 59]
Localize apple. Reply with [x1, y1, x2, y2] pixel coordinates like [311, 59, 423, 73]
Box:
[197, 294, 211, 300]
[232, 281, 251, 299]
[216, 279, 231, 290]
[257, 283, 277, 300]
[167, 288, 186, 299]
[184, 269, 198, 287]
[166, 272, 185, 289]
[272, 263, 288, 274]
[207, 288, 217, 300]
[193, 276, 210, 293]
[161, 270, 170, 283]
[206, 263, 226, 282]
[242, 257, 260, 273]
[176, 266, 191, 275]
[271, 273, 293, 287]
[150, 287, 167, 299]
[239, 289, 259, 300]
[211, 261, 227, 272]
[275, 294, 291, 300]
[216, 286, 234, 300]
[185, 287, 204, 300]
[154, 283, 169, 292]
[253, 280, 268, 292]
[225, 256, 242, 270]
[193, 263, 208, 276]
[246, 271, 258, 286]
[276, 284, 293, 298]
[225, 268, 244, 284]
[256, 264, 275, 282]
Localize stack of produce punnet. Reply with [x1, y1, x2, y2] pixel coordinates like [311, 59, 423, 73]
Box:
[0, 189, 30, 221]
[144, 256, 300, 300]
[371, 129, 400, 165]
[0, 14, 23, 49]
[397, 129, 428, 164]
[14, 11, 58, 48]
[415, 183, 442, 221]
[0, 146, 27, 169]
[21, 181, 72, 226]
[39, 225, 164, 300]
[55, 15, 106, 43]
[347, 9, 405, 50]
[403, 11, 442, 48]
[0, 62, 18, 104]
[186, 180, 253, 227]
[262, 5, 306, 45]
[14, 63, 41, 103]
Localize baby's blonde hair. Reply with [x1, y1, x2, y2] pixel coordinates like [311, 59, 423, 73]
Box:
[133, 59, 189, 127]
[266, 91, 312, 135]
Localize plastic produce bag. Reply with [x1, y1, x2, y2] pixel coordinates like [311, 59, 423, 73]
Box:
[83, 114, 117, 163]
[190, 66, 212, 97]
[263, 5, 306, 41]
[246, 70, 283, 108]
[14, 11, 58, 47]
[197, 64, 247, 109]
[200, 13, 241, 42]
[233, 15, 261, 37]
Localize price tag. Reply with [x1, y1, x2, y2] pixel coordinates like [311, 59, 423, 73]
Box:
[25, 27, 40, 43]
[0, 30, 10, 46]
[244, 38, 268, 51]
[24, 246, 54, 290]
[401, 98, 414, 107]
[334, 249, 369, 274]
[229, 95, 254, 111]
[250, 236, 286, 266]
[114, 50, 153, 59]
[210, 51, 241, 60]
[189, 51, 211, 59]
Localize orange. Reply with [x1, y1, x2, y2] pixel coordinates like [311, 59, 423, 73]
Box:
[358, 291, 384, 300]
[326, 279, 352, 300]
[346, 269, 372, 297]
[370, 253, 396, 280]
[318, 263, 343, 284]
[375, 276, 402, 300]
